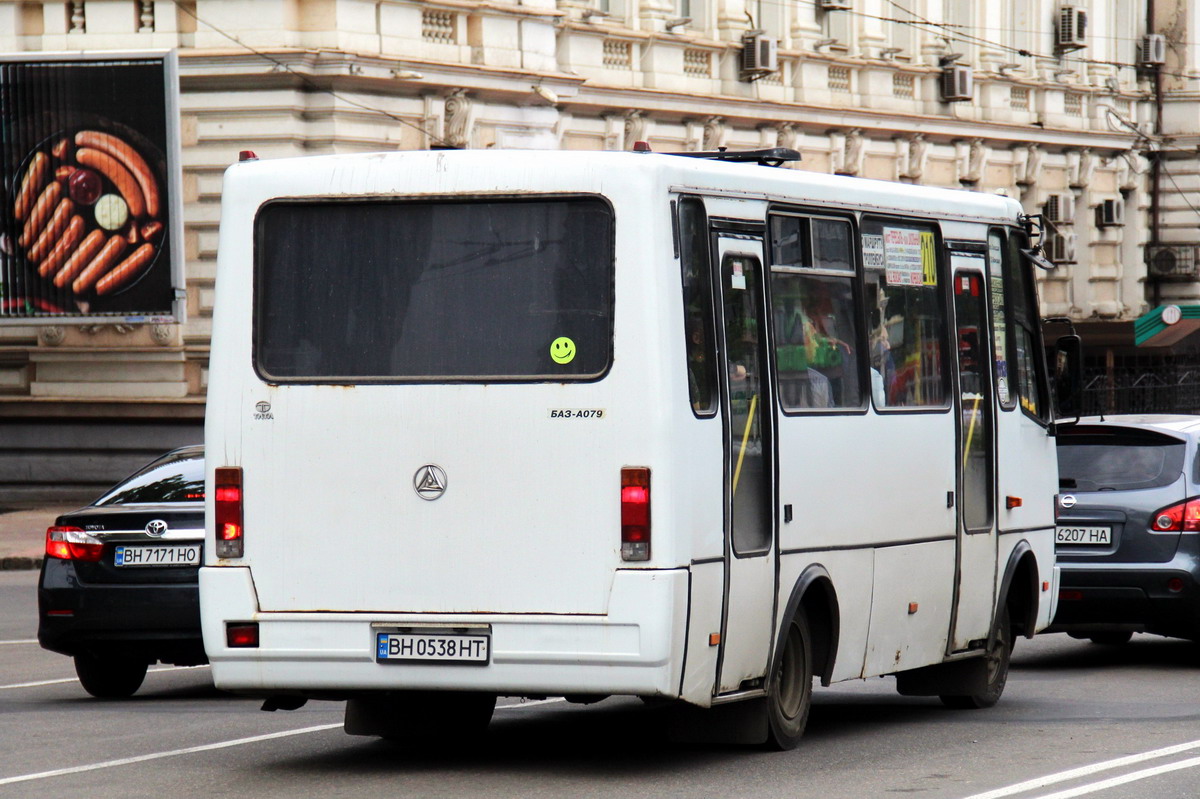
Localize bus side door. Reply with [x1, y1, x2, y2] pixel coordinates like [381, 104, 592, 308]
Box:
[950, 262, 998, 649]
[712, 232, 778, 694]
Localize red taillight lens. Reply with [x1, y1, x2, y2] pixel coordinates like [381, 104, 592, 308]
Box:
[1150, 497, 1200, 532]
[45, 526, 104, 562]
[226, 622, 259, 648]
[215, 467, 244, 558]
[621, 467, 650, 561]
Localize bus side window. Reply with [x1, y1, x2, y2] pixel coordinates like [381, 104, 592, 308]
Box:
[988, 231, 1016, 411]
[861, 219, 949, 410]
[679, 198, 718, 416]
[1005, 234, 1051, 422]
[769, 215, 862, 410]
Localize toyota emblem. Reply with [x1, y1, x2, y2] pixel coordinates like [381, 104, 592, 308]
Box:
[145, 519, 169, 537]
[413, 465, 448, 501]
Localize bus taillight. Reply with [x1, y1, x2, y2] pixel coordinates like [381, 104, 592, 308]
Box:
[215, 467, 244, 558]
[621, 467, 650, 561]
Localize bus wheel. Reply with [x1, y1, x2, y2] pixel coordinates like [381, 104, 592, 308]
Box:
[940, 606, 1011, 710]
[765, 610, 813, 750]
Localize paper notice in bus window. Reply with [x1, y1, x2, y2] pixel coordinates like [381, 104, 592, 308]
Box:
[862, 234, 885, 271]
[920, 231, 937, 286]
[883, 227, 924, 286]
[731, 260, 746, 290]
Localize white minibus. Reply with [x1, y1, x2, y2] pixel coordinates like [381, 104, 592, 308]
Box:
[201, 147, 1066, 748]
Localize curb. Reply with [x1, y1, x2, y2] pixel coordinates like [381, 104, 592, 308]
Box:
[0, 557, 43, 571]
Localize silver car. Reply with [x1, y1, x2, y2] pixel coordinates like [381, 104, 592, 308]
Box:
[1050, 415, 1200, 644]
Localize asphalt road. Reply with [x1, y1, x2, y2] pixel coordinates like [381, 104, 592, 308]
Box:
[2, 569, 1199, 799]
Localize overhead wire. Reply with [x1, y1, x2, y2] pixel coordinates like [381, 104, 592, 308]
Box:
[173, 4, 451, 147]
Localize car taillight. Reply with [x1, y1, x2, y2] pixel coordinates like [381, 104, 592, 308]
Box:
[1150, 497, 1200, 532]
[621, 467, 650, 561]
[45, 526, 104, 562]
[215, 466, 244, 558]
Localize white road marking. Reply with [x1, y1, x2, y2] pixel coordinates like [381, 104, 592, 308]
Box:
[962, 738, 1200, 799]
[0, 694, 568, 785]
[0, 724, 344, 786]
[0, 664, 208, 691]
[1029, 755, 1200, 799]
[0, 639, 37, 645]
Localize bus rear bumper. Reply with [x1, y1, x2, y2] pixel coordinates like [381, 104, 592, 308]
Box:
[200, 566, 689, 699]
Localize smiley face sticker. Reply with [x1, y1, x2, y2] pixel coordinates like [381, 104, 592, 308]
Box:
[550, 336, 577, 365]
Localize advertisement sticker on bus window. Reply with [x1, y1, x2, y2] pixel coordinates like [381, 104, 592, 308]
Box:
[882, 227, 924, 286]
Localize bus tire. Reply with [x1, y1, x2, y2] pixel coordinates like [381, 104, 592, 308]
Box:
[940, 606, 1011, 710]
[764, 609, 813, 750]
[74, 653, 148, 699]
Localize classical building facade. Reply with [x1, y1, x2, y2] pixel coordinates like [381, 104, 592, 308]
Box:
[1, 0, 1199, 493]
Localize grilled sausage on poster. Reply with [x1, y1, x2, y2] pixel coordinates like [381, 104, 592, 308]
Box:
[8, 127, 165, 303]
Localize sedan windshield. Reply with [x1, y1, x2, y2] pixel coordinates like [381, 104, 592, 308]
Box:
[94, 449, 204, 506]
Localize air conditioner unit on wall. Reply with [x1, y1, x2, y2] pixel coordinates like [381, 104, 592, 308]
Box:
[1057, 6, 1088, 51]
[1048, 232, 1078, 264]
[1140, 33, 1166, 66]
[819, 0, 852, 9]
[740, 32, 778, 81]
[1043, 193, 1076, 225]
[1146, 244, 1200, 281]
[1096, 198, 1125, 227]
[940, 65, 973, 102]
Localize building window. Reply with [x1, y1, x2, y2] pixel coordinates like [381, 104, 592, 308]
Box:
[892, 73, 914, 98]
[828, 66, 851, 93]
[1010, 86, 1030, 110]
[683, 49, 711, 78]
[603, 39, 633, 69]
[421, 9, 456, 43]
[1065, 92, 1084, 117]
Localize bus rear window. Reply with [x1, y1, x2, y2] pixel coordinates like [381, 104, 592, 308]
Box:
[254, 197, 614, 381]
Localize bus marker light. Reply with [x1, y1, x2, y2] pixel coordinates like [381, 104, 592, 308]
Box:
[1060, 589, 1083, 601]
[709, 633, 721, 646]
[226, 622, 259, 648]
[1042, 581, 1050, 592]
[1168, 578, 1184, 593]
[907, 602, 919, 615]
[1006, 495, 1023, 509]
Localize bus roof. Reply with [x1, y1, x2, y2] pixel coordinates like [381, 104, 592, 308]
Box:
[230, 148, 1025, 225]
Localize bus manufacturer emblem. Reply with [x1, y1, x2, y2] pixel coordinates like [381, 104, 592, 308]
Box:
[145, 519, 168, 537]
[414, 465, 448, 501]
[1059, 495, 1077, 509]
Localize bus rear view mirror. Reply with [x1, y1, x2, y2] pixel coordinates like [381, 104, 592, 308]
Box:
[1053, 334, 1084, 424]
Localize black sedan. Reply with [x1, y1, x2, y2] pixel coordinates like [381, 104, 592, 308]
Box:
[1051, 416, 1200, 644]
[38, 445, 205, 698]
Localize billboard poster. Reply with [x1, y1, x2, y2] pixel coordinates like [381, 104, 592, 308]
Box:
[0, 52, 183, 324]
